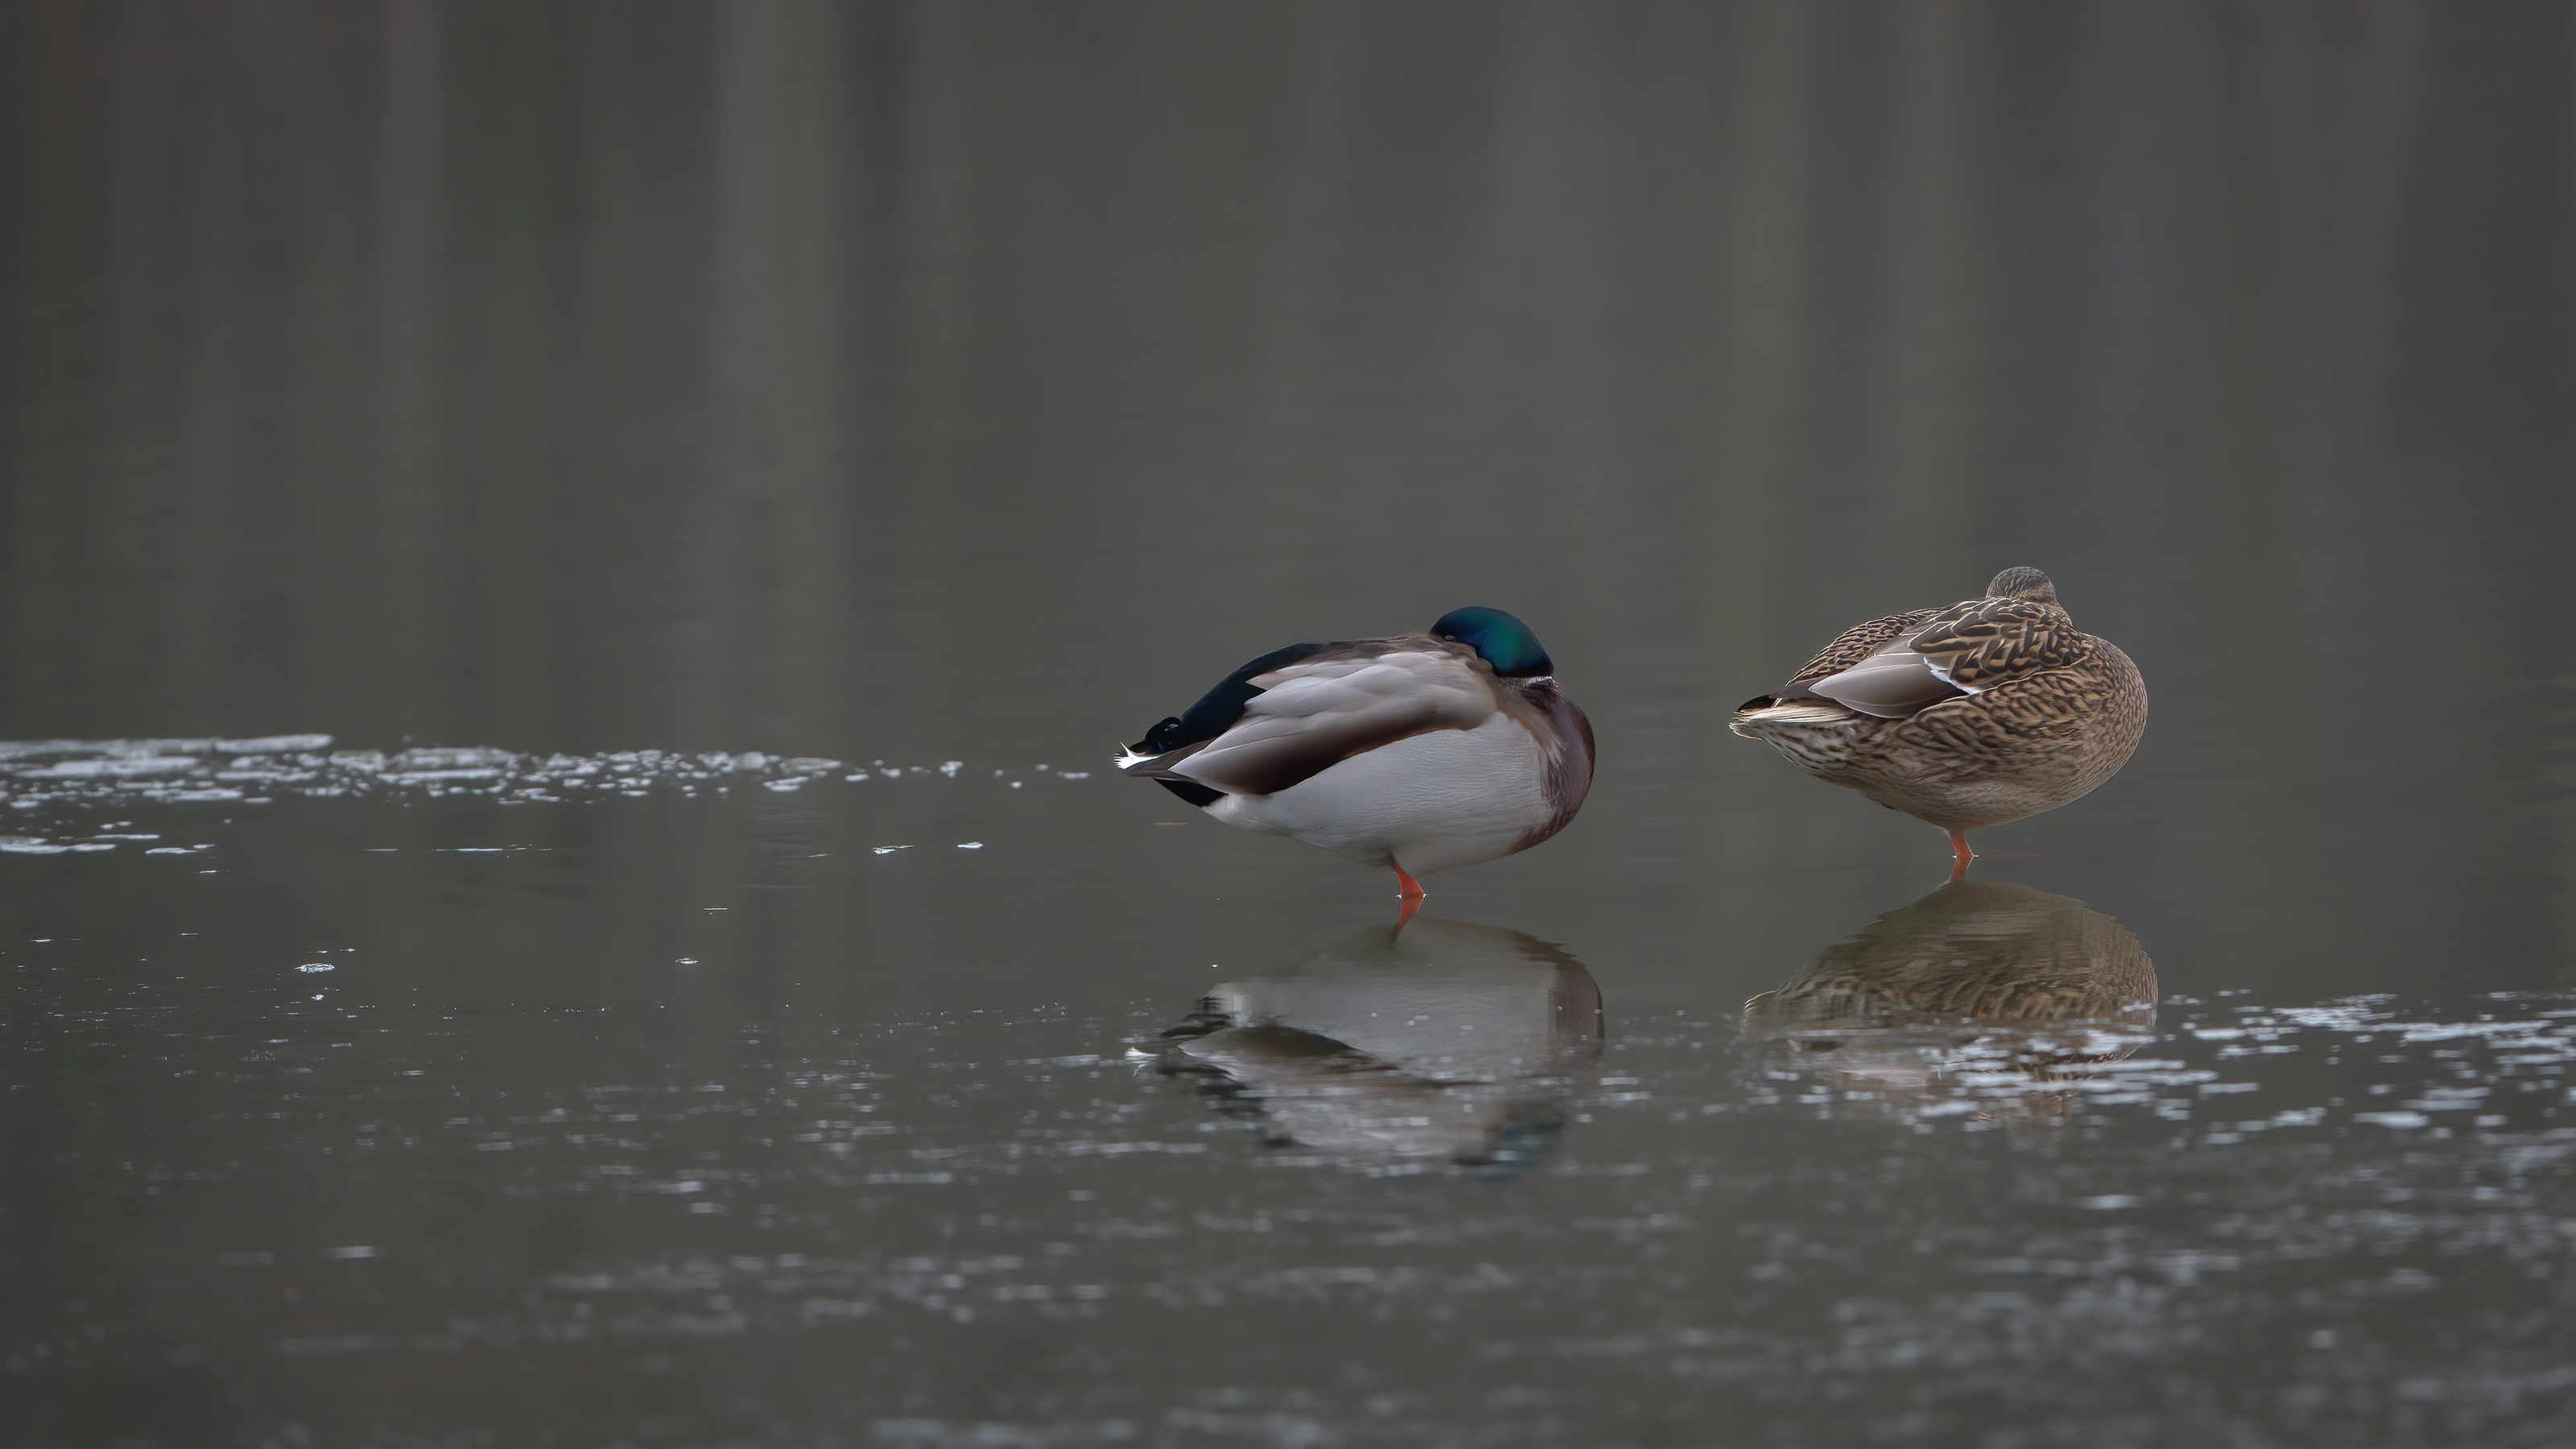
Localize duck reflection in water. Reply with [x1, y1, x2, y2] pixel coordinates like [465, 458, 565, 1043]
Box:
[1746, 879, 2155, 1125]
[1152, 918, 1603, 1174]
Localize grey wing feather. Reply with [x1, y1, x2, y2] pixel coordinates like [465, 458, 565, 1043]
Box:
[1805, 648, 1959, 718]
[1169, 651, 1496, 796]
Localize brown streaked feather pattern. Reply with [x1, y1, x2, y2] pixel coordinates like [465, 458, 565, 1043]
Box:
[1729, 568, 2147, 834]
[1907, 597, 2090, 690]
[1785, 609, 1942, 686]
[1900, 673, 2094, 784]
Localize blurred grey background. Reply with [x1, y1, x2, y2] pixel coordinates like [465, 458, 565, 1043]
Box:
[5, 1, 2565, 745]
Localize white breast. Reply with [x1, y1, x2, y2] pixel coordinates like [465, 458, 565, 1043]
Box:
[1206, 714, 1552, 875]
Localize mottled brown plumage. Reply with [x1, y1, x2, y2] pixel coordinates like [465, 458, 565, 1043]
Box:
[1745, 879, 2158, 1122]
[1746, 880, 2156, 1034]
[1730, 567, 2146, 852]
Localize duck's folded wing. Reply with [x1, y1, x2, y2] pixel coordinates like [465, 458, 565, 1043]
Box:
[1157, 651, 1495, 796]
[1122, 640, 1335, 762]
[1802, 646, 1960, 718]
[1781, 609, 1942, 687]
[1740, 608, 1948, 718]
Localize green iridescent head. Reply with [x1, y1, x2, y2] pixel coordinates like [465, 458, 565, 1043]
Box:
[1430, 606, 1554, 678]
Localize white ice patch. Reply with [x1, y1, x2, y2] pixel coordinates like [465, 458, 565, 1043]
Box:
[1757, 988, 2576, 1135]
[16, 757, 200, 778]
[0, 738, 1045, 816]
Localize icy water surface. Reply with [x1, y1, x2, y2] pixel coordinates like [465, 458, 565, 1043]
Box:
[11, 740, 2576, 1448]
[7, 4, 2575, 1445]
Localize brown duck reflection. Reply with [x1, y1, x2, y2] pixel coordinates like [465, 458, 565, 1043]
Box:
[1746, 880, 2156, 1122]
[1154, 918, 1603, 1174]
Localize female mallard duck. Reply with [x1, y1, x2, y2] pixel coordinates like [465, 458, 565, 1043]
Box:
[1117, 608, 1593, 900]
[1731, 568, 2145, 870]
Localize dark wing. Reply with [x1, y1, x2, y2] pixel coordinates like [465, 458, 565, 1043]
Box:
[1117, 641, 1337, 807]
[1126, 641, 1334, 759]
[1120, 643, 1495, 798]
[1159, 650, 1496, 795]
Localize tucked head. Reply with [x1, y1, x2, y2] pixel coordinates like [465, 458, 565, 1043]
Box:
[1987, 567, 2059, 606]
[1430, 606, 1554, 677]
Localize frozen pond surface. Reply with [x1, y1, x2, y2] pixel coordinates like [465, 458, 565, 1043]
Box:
[10, 746, 2576, 1447]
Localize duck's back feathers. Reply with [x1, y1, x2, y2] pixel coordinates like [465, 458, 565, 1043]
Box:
[1120, 641, 1333, 806]
[1775, 609, 1944, 693]
[1909, 596, 2091, 692]
[1130, 640, 1333, 759]
[1765, 579, 2100, 727]
[1136, 646, 1497, 797]
[1772, 567, 2070, 703]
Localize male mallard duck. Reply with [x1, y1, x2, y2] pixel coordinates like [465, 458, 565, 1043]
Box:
[1731, 568, 2145, 870]
[1117, 608, 1594, 899]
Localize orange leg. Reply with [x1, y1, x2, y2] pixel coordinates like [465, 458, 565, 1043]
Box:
[1946, 830, 1974, 881]
[1391, 860, 1426, 927]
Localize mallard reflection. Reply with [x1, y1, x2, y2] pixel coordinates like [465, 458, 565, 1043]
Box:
[1746, 879, 2155, 1122]
[1154, 918, 1603, 1174]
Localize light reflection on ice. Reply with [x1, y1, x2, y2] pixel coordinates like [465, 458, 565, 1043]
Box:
[0, 737, 1093, 851]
